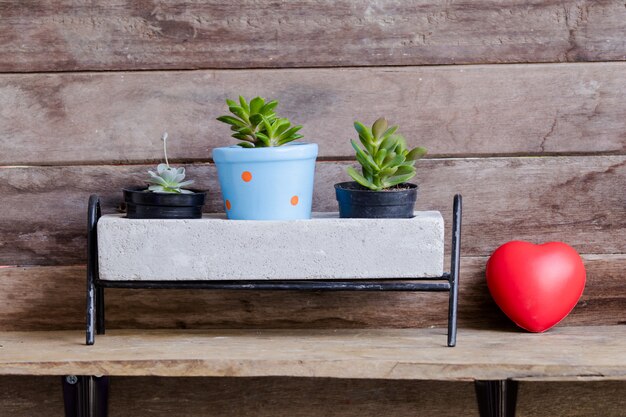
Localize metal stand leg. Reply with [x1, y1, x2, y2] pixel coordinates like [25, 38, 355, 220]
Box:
[86, 282, 95, 345]
[475, 380, 518, 417]
[62, 375, 109, 417]
[87, 195, 101, 345]
[96, 286, 105, 335]
[447, 194, 462, 347]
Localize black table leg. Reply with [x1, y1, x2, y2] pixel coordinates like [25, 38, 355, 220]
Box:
[475, 379, 518, 417]
[63, 375, 109, 417]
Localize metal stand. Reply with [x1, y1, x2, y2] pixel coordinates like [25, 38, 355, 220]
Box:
[80, 194, 461, 417]
[86, 194, 462, 346]
[475, 380, 519, 417]
[62, 375, 109, 417]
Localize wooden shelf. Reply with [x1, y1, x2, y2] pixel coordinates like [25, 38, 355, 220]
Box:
[1, 325, 624, 381]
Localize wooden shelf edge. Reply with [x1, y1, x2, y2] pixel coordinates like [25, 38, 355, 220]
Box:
[0, 326, 624, 381]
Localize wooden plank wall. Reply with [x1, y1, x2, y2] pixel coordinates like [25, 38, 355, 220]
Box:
[0, 1, 625, 416]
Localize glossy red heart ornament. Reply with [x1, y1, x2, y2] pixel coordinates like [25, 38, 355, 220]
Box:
[486, 241, 586, 332]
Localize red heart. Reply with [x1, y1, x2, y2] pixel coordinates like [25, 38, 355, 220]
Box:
[486, 241, 586, 332]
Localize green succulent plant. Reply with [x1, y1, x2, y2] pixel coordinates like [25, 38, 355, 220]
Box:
[216, 96, 303, 148]
[347, 117, 427, 191]
[147, 132, 195, 194]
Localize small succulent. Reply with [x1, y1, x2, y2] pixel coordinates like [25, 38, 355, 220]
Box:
[147, 132, 195, 194]
[216, 96, 303, 148]
[347, 117, 427, 191]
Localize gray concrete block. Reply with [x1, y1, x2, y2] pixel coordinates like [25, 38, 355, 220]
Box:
[97, 212, 444, 281]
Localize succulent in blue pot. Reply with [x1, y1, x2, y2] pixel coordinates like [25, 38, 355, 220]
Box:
[124, 133, 206, 219]
[216, 96, 304, 148]
[214, 96, 318, 220]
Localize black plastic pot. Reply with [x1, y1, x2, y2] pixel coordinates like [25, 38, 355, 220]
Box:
[334, 181, 418, 218]
[123, 187, 207, 219]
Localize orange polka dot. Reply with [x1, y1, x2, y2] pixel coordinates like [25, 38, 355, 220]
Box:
[241, 171, 252, 182]
[225, 200, 232, 210]
[290, 195, 299, 206]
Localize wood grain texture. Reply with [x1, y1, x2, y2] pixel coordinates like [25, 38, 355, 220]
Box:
[106, 378, 478, 417]
[1, 326, 625, 379]
[1, 156, 624, 265]
[1, 1, 625, 72]
[1, 376, 624, 417]
[1, 255, 624, 331]
[517, 381, 626, 417]
[0, 63, 625, 165]
[0, 377, 63, 416]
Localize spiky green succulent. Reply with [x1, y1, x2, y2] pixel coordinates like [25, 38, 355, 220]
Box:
[147, 133, 195, 194]
[216, 96, 303, 148]
[347, 117, 427, 191]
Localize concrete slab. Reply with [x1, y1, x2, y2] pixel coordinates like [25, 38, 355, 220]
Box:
[97, 212, 444, 280]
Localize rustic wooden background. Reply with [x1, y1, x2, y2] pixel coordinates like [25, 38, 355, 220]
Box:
[0, 1, 625, 416]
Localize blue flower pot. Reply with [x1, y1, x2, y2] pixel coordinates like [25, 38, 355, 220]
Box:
[213, 143, 318, 220]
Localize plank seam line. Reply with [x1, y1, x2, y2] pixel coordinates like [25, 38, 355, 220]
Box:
[1, 60, 625, 76]
[2, 254, 625, 270]
[1, 153, 625, 169]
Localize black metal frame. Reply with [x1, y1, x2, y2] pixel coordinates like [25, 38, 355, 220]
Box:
[62, 375, 109, 417]
[86, 194, 463, 346]
[475, 380, 519, 417]
[71, 194, 472, 417]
